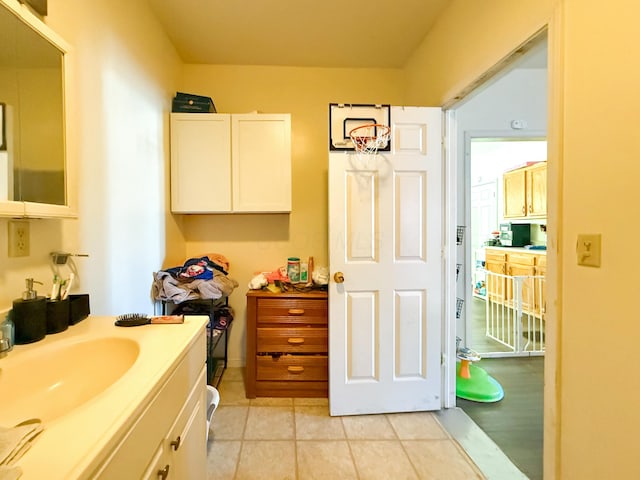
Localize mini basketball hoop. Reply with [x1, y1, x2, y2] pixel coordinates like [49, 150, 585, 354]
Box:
[349, 123, 391, 155]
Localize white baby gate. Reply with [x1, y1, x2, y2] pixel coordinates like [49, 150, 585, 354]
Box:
[484, 270, 546, 355]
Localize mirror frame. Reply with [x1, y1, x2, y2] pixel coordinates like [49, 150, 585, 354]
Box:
[0, 0, 76, 218]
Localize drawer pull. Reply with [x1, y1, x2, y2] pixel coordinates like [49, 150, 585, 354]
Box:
[288, 308, 305, 315]
[287, 337, 305, 345]
[288, 366, 305, 374]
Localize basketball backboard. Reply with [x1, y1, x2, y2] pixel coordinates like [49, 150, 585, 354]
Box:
[329, 103, 391, 151]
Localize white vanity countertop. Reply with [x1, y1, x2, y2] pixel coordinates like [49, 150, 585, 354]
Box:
[0, 314, 208, 479]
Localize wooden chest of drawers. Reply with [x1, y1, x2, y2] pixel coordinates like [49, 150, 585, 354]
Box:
[246, 290, 328, 398]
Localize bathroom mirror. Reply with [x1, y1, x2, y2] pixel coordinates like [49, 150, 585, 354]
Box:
[0, 0, 74, 217]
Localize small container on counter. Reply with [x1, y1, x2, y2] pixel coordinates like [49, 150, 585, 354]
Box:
[287, 257, 300, 283]
[13, 278, 46, 344]
[0, 316, 14, 354]
[46, 298, 70, 334]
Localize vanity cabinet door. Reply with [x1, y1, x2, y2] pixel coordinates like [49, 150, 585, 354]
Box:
[141, 444, 168, 480]
[166, 368, 207, 480]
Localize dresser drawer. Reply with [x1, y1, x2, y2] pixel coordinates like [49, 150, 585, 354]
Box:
[256, 298, 327, 326]
[256, 355, 328, 382]
[257, 327, 328, 353]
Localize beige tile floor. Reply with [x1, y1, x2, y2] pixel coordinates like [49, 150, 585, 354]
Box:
[206, 368, 485, 480]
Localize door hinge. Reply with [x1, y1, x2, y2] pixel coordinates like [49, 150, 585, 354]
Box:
[441, 352, 446, 366]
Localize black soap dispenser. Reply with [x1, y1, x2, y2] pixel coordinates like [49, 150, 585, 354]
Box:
[12, 278, 47, 344]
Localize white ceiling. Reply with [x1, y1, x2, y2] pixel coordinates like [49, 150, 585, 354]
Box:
[147, 0, 453, 68]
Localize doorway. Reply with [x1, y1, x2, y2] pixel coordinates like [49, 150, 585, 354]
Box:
[468, 137, 547, 355]
[447, 33, 548, 480]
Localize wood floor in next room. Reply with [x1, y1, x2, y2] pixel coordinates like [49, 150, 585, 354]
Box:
[457, 356, 544, 480]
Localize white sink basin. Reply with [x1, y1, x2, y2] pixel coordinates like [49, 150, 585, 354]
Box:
[0, 337, 139, 425]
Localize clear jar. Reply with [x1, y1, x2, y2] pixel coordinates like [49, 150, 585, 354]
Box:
[0, 317, 14, 354]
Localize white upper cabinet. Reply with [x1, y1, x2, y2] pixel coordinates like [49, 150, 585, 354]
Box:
[170, 113, 291, 214]
[231, 114, 291, 213]
[171, 113, 231, 213]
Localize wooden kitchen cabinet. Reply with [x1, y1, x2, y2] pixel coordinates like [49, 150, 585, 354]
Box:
[485, 249, 507, 303]
[246, 290, 328, 398]
[503, 162, 547, 219]
[170, 113, 291, 213]
[484, 247, 546, 318]
[506, 252, 536, 313]
[535, 254, 546, 319]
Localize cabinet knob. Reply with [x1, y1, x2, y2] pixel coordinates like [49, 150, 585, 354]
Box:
[288, 308, 305, 315]
[529, 205, 533, 213]
[288, 366, 305, 374]
[522, 206, 526, 214]
[157, 465, 170, 480]
[287, 337, 305, 345]
[170, 435, 181, 451]
[334, 272, 345, 283]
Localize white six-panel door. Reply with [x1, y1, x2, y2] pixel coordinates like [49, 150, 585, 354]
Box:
[328, 106, 443, 416]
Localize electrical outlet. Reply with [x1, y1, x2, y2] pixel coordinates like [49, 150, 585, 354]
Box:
[8, 220, 30, 257]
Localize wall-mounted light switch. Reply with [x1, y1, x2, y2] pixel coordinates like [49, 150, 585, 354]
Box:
[576, 234, 601, 267]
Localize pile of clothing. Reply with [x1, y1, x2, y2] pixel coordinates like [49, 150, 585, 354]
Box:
[152, 255, 238, 304]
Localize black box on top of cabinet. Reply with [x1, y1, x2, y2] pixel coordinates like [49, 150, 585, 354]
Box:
[172, 92, 217, 113]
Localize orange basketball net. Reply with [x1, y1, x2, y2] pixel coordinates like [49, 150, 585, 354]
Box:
[349, 123, 391, 155]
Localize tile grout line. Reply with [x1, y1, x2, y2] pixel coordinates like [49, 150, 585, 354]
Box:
[292, 401, 299, 480]
[339, 412, 362, 480]
[232, 402, 251, 480]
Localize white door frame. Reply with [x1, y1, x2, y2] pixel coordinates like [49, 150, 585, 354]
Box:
[440, 22, 559, 479]
[442, 110, 458, 408]
[462, 130, 546, 355]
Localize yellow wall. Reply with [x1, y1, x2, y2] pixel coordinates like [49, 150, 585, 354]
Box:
[180, 65, 403, 365]
[403, 0, 556, 106]
[404, 0, 640, 477]
[4, 0, 639, 476]
[558, 1, 640, 478]
[0, 0, 185, 314]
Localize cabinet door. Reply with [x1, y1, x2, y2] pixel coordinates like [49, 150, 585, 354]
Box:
[535, 264, 546, 319]
[141, 444, 169, 480]
[507, 263, 536, 312]
[170, 113, 231, 213]
[231, 114, 291, 212]
[485, 250, 507, 303]
[503, 168, 526, 218]
[526, 163, 547, 217]
[167, 368, 207, 480]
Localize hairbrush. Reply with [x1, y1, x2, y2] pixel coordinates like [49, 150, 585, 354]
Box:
[114, 313, 184, 327]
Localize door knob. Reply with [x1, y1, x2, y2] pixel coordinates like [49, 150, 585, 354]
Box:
[334, 272, 344, 283]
